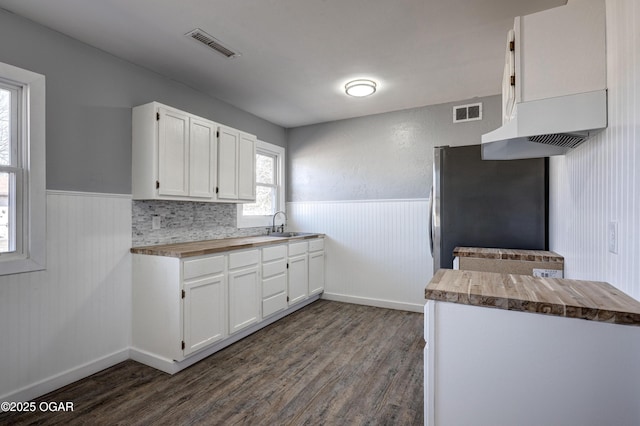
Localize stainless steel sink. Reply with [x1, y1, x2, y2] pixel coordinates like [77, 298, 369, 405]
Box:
[266, 232, 316, 238]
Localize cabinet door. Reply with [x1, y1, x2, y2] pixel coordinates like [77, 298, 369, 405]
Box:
[217, 126, 239, 200]
[228, 266, 260, 334]
[183, 274, 226, 356]
[158, 108, 189, 196]
[189, 118, 217, 199]
[238, 132, 256, 201]
[308, 251, 325, 296]
[288, 254, 308, 305]
[262, 274, 288, 318]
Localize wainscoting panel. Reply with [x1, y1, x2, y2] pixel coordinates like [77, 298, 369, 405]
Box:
[0, 191, 132, 401]
[549, 0, 640, 301]
[288, 199, 431, 312]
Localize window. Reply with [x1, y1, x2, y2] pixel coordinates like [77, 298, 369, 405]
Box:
[0, 61, 46, 275]
[0, 83, 18, 254]
[237, 140, 285, 228]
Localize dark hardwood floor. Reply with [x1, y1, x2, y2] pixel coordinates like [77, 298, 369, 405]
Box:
[1, 300, 424, 425]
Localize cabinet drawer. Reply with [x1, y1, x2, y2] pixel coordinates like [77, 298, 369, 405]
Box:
[288, 241, 308, 257]
[263, 274, 287, 298]
[229, 249, 260, 269]
[262, 259, 287, 279]
[183, 255, 225, 280]
[263, 292, 287, 318]
[262, 244, 287, 262]
[308, 238, 325, 252]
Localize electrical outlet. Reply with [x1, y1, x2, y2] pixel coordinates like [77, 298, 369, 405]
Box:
[608, 221, 618, 254]
[152, 215, 161, 230]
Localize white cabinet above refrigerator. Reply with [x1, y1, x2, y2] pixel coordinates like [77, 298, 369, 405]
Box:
[482, 0, 607, 160]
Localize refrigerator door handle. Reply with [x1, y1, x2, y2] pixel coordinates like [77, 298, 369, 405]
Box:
[428, 185, 434, 255]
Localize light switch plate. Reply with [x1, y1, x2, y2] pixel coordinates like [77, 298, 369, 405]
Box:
[152, 215, 161, 230]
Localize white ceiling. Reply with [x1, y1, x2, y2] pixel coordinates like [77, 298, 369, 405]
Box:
[0, 0, 565, 128]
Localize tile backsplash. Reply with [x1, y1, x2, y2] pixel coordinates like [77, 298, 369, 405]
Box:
[132, 200, 265, 246]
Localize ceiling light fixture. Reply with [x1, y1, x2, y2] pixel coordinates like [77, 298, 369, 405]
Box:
[345, 79, 377, 97]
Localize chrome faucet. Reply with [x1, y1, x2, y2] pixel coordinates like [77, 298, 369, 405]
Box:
[272, 211, 287, 233]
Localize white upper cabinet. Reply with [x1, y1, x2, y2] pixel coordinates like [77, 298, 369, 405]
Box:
[217, 125, 239, 200]
[133, 102, 218, 201]
[238, 132, 257, 200]
[514, 0, 606, 104]
[132, 101, 256, 203]
[157, 107, 190, 197]
[217, 125, 257, 202]
[188, 117, 217, 199]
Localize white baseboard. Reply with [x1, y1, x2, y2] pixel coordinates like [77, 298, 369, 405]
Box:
[131, 295, 321, 375]
[129, 348, 179, 375]
[1, 349, 130, 403]
[321, 292, 424, 313]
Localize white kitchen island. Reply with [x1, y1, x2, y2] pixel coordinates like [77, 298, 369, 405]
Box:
[424, 269, 640, 426]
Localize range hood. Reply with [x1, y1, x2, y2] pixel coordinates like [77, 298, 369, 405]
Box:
[481, 0, 607, 160]
[481, 89, 607, 160]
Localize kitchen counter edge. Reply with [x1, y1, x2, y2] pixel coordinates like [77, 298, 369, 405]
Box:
[425, 269, 640, 326]
[131, 233, 325, 258]
[453, 246, 564, 263]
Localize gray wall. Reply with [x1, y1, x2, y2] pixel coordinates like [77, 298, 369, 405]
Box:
[0, 9, 286, 194]
[286, 96, 502, 201]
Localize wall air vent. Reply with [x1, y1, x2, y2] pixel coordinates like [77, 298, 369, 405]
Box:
[453, 102, 482, 123]
[185, 29, 240, 59]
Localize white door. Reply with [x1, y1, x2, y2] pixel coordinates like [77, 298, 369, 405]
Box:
[228, 266, 260, 334]
[183, 274, 226, 356]
[217, 126, 238, 200]
[158, 108, 189, 196]
[288, 254, 308, 305]
[189, 118, 217, 199]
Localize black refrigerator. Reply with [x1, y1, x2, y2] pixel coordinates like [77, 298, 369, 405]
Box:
[429, 144, 548, 271]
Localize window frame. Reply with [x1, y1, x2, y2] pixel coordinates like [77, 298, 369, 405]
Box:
[237, 140, 285, 229]
[0, 61, 46, 276]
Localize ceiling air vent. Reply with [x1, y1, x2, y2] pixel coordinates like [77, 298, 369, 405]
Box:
[185, 28, 240, 59]
[453, 102, 482, 123]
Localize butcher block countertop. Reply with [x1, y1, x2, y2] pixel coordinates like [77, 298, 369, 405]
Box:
[131, 234, 324, 258]
[453, 247, 564, 263]
[426, 269, 640, 326]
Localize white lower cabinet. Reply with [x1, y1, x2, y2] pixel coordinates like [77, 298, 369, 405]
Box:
[228, 249, 260, 334]
[261, 244, 288, 318]
[308, 238, 325, 296]
[183, 255, 227, 356]
[132, 253, 228, 363]
[288, 241, 308, 305]
[132, 236, 325, 373]
[183, 266, 226, 356]
[424, 300, 640, 426]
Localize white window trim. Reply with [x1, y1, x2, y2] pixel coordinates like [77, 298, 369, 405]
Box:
[237, 140, 285, 229]
[0, 61, 46, 275]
